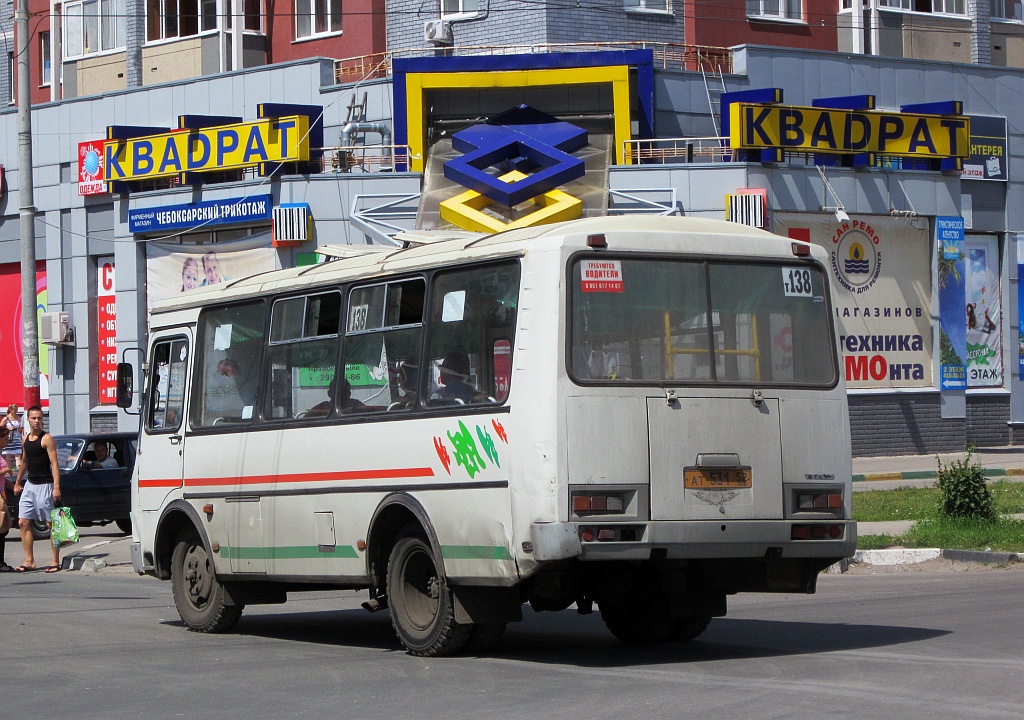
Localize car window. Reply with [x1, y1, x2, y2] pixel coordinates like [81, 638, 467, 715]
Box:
[54, 437, 86, 471]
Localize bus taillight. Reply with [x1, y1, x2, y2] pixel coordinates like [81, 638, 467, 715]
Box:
[791, 524, 844, 540]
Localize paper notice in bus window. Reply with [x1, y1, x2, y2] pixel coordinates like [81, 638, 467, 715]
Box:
[214, 324, 233, 350]
[581, 260, 624, 293]
[781, 267, 813, 297]
[349, 304, 369, 332]
[442, 291, 466, 322]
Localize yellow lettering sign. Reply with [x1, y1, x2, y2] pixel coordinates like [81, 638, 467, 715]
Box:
[730, 104, 970, 158]
[105, 116, 310, 182]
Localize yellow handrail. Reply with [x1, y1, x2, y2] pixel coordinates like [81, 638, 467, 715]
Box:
[664, 312, 760, 381]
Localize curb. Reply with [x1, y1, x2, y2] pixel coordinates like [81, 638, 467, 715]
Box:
[853, 467, 1024, 483]
[848, 548, 1023, 566]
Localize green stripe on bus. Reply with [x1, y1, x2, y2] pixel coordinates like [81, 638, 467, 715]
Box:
[440, 545, 513, 561]
[219, 545, 359, 560]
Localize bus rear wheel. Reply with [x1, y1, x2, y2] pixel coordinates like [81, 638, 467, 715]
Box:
[601, 599, 676, 644]
[171, 531, 243, 633]
[387, 530, 471, 657]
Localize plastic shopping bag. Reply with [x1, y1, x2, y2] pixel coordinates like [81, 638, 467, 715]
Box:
[51, 506, 80, 549]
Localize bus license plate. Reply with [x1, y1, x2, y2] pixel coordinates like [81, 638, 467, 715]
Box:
[683, 468, 752, 489]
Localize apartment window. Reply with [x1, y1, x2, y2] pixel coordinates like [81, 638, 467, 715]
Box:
[441, 0, 483, 17]
[65, 0, 126, 58]
[295, 0, 341, 39]
[624, 0, 669, 12]
[746, 0, 802, 19]
[40, 32, 50, 86]
[877, 0, 965, 11]
[147, 0, 229, 41]
[992, 0, 1022, 17]
[932, 0, 965, 13]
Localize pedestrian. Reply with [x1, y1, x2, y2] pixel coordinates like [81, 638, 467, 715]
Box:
[3, 404, 22, 476]
[12, 406, 61, 573]
[0, 424, 13, 572]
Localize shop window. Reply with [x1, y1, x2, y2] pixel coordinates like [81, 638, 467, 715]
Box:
[342, 279, 425, 413]
[425, 262, 521, 407]
[193, 302, 267, 427]
[146, 338, 189, 432]
[746, 0, 802, 19]
[266, 292, 343, 420]
[295, 0, 341, 39]
[64, 0, 126, 58]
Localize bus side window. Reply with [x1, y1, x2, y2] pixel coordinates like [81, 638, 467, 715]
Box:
[146, 338, 188, 432]
[426, 262, 521, 406]
[343, 279, 425, 413]
[193, 301, 267, 427]
[266, 292, 342, 421]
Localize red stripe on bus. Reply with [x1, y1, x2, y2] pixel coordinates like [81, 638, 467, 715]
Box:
[139, 478, 185, 488]
[178, 467, 436, 488]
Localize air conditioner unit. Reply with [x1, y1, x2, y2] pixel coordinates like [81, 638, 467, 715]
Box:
[424, 19, 453, 46]
[40, 311, 73, 344]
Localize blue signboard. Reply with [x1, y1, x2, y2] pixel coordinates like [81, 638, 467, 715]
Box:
[129, 195, 273, 234]
[937, 216, 966, 390]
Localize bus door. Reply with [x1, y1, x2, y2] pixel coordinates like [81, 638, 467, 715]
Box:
[138, 332, 192, 511]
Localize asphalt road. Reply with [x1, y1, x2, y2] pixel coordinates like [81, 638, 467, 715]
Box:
[2, 555, 1022, 720]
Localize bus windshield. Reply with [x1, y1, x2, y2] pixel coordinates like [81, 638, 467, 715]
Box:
[570, 257, 837, 386]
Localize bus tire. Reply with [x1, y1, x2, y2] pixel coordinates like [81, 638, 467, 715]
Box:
[171, 531, 243, 633]
[600, 597, 675, 644]
[668, 616, 712, 642]
[387, 530, 470, 657]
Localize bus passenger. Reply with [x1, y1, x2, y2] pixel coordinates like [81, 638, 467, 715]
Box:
[435, 352, 477, 404]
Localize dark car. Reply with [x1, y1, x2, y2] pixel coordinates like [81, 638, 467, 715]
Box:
[4, 432, 136, 539]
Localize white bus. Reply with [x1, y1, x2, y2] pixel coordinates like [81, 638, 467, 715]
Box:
[120, 216, 855, 656]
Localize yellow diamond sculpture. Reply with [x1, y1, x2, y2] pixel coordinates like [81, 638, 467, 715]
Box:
[440, 170, 583, 233]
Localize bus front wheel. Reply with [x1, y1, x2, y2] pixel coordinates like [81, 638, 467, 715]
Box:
[171, 531, 243, 633]
[387, 530, 471, 657]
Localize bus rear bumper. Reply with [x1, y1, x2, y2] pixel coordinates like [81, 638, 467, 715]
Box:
[530, 520, 856, 562]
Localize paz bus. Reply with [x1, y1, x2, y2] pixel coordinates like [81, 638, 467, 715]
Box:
[119, 216, 855, 656]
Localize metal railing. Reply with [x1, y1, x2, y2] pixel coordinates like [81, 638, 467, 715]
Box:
[334, 42, 732, 85]
[320, 144, 413, 173]
[623, 136, 733, 165]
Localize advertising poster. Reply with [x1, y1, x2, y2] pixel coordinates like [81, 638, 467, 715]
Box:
[1019, 264, 1024, 381]
[78, 140, 107, 196]
[145, 233, 280, 310]
[97, 258, 117, 404]
[0, 262, 49, 408]
[937, 217, 966, 390]
[965, 235, 1002, 386]
[774, 213, 932, 389]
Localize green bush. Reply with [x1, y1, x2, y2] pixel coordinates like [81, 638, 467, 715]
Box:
[935, 450, 996, 521]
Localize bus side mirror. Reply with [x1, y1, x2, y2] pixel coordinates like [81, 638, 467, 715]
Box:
[116, 363, 134, 409]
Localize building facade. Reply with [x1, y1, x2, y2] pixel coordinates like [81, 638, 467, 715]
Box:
[0, 42, 1021, 456]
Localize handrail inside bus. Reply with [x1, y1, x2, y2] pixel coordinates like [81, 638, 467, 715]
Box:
[664, 312, 761, 382]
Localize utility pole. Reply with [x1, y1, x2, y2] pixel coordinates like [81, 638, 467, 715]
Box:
[16, 0, 40, 410]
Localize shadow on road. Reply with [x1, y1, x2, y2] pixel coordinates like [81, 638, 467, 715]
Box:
[202, 606, 950, 665]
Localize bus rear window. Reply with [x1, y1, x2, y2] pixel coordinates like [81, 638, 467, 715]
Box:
[570, 258, 837, 387]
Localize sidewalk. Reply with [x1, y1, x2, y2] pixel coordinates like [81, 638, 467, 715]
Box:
[853, 446, 1024, 489]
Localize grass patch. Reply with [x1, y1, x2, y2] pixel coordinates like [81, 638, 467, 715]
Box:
[856, 518, 1024, 552]
[853, 480, 1024, 522]
[854, 534, 897, 550]
[901, 517, 1024, 552]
